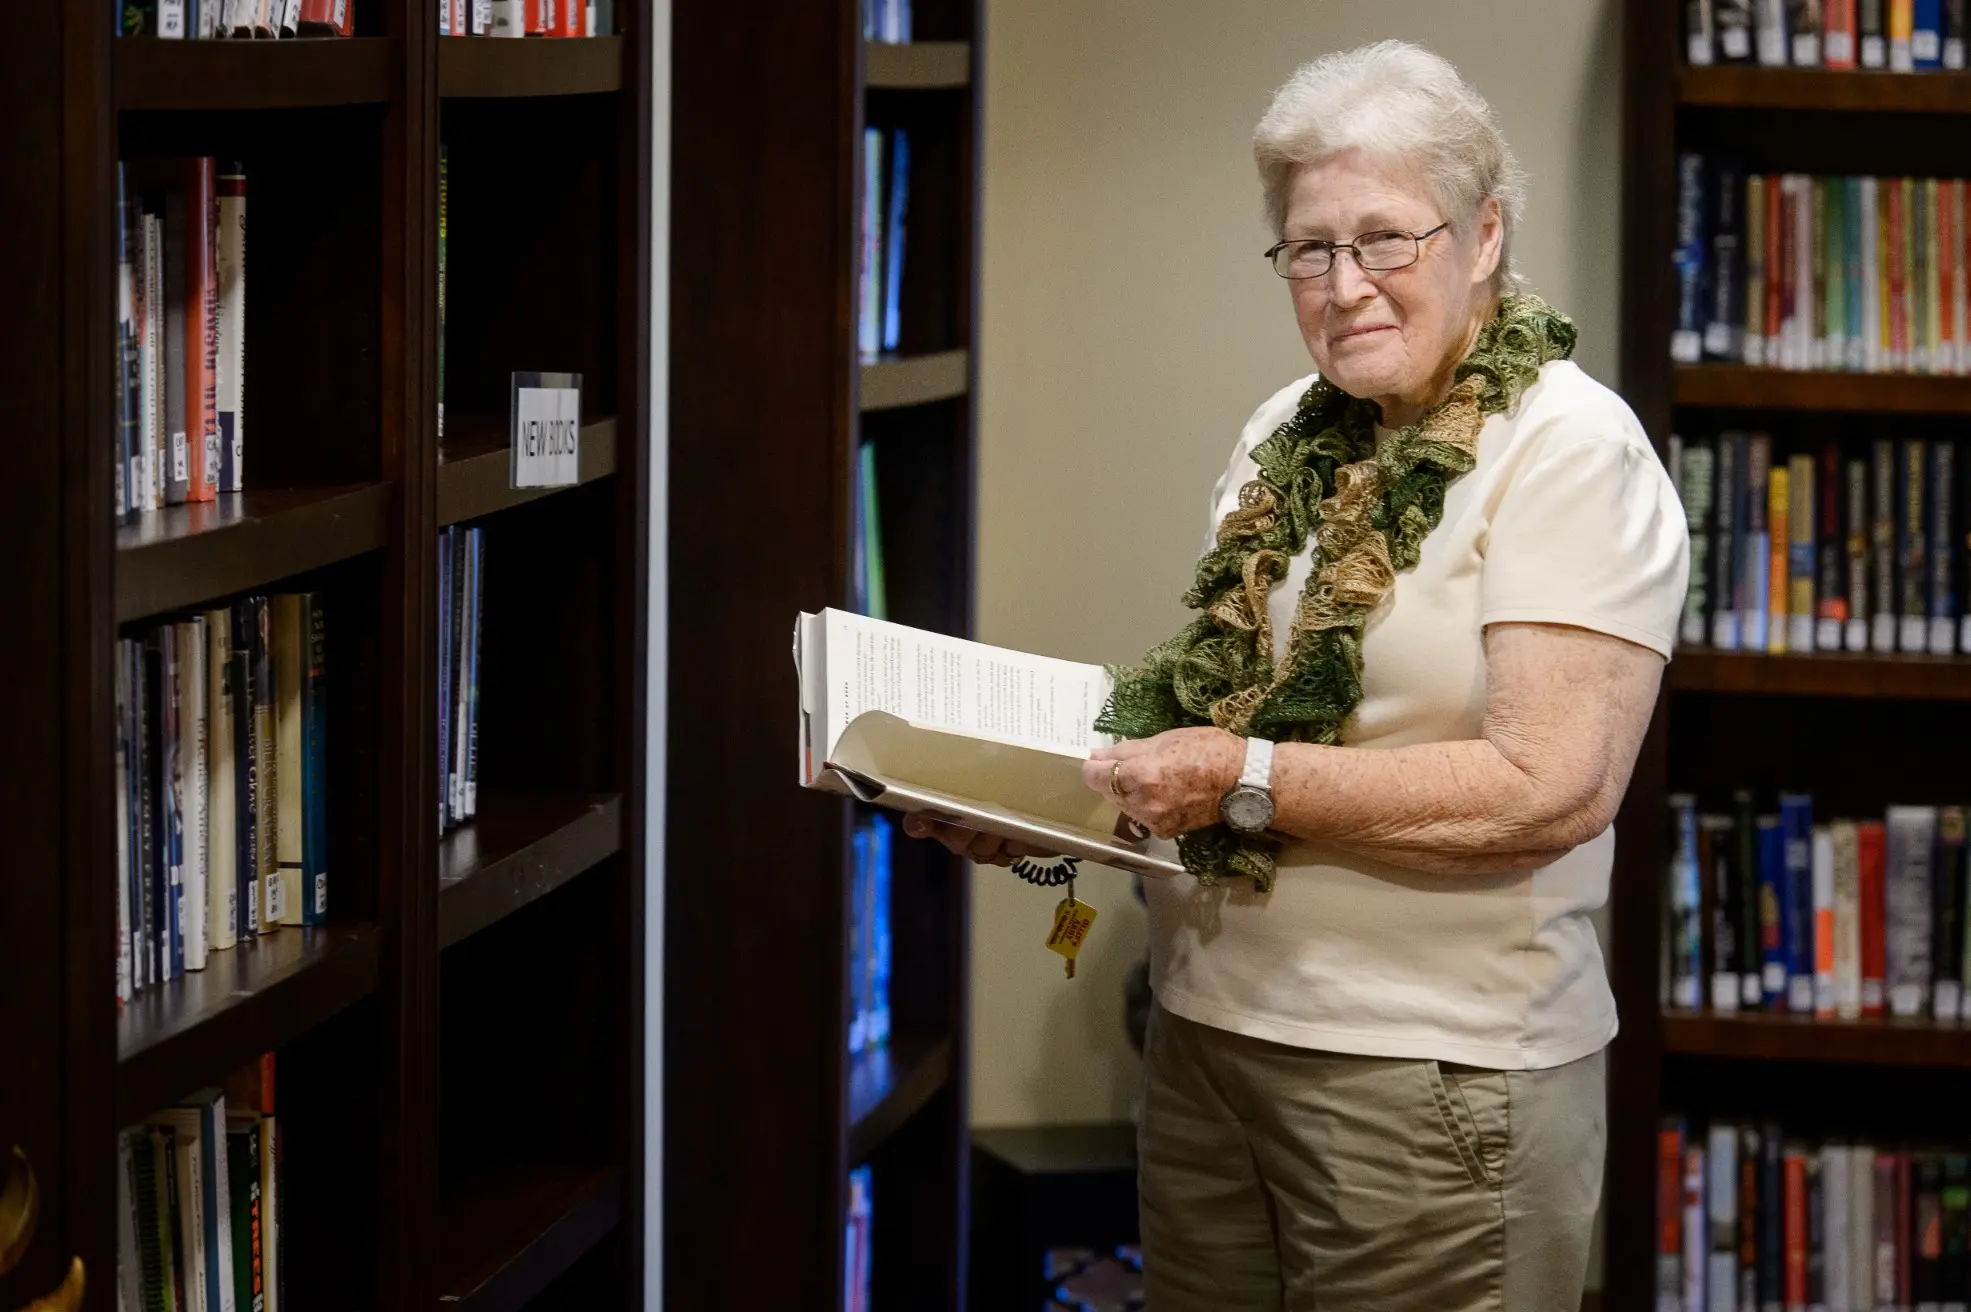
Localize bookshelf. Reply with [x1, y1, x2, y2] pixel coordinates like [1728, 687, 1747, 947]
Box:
[1610, 2, 1971, 1307]
[669, 0, 980, 1306]
[0, 3, 649, 1310]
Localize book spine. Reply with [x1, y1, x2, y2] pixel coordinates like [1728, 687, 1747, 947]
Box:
[1693, 0, 1717, 60]
[1833, 819, 1864, 1019]
[1878, 1153, 1900, 1312]
[1814, 825, 1837, 1018]
[162, 628, 183, 981]
[1688, 1140, 1711, 1312]
[464, 528, 481, 818]
[163, 188, 190, 506]
[1723, 0, 1761, 56]
[437, 145, 445, 438]
[1849, 175, 1868, 371]
[1796, 173, 1814, 369]
[1859, 820, 1889, 1017]
[1943, 177, 1960, 376]
[302, 595, 327, 922]
[1817, 442, 1846, 649]
[859, 127, 885, 361]
[273, 596, 305, 927]
[1916, 0, 1946, 61]
[1717, 433, 1744, 648]
[1738, 791, 1766, 1009]
[1714, 1125, 1743, 1310]
[437, 528, 453, 834]
[1863, 176, 1882, 372]
[214, 164, 244, 494]
[1855, 1146, 1878, 1312]
[1826, 176, 1847, 369]
[1790, 451, 1817, 652]
[1905, 440, 1932, 651]
[179, 617, 208, 973]
[1846, 456, 1872, 650]
[227, 1119, 262, 1312]
[1782, 793, 1816, 1012]
[202, 1097, 236, 1312]
[1863, 0, 1890, 60]
[449, 529, 468, 822]
[233, 600, 258, 938]
[251, 597, 279, 929]
[1893, 0, 1918, 64]
[1891, 177, 1909, 370]
[1922, 1156, 1946, 1310]
[1761, 0, 1794, 62]
[1749, 176, 1769, 366]
[1791, 0, 1827, 58]
[1948, 0, 1969, 64]
[1811, 1150, 1828, 1312]
[206, 610, 236, 952]
[883, 129, 911, 355]
[1813, 176, 1831, 368]
[1886, 805, 1938, 1018]
[1745, 1126, 1766, 1311]
[1829, 0, 1861, 61]
[138, 640, 159, 989]
[118, 166, 141, 520]
[1789, 1145, 1811, 1312]
[1747, 433, 1773, 650]
[1933, 439, 1959, 653]
[1672, 795, 1704, 1010]
[143, 209, 162, 511]
[1685, 440, 1717, 646]
[1708, 814, 1743, 1012]
[1762, 813, 1791, 1007]
[1937, 807, 1968, 1023]
[1874, 439, 1900, 652]
[1771, 461, 1792, 650]
[116, 648, 133, 1002]
[185, 158, 217, 502]
[1765, 1125, 1788, 1310]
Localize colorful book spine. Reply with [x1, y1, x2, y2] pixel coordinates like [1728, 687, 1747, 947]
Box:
[1915, 0, 1945, 62]
[1789, 451, 1816, 652]
[1746, 433, 1773, 651]
[1782, 793, 1816, 1014]
[214, 163, 245, 493]
[1748, 176, 1769, 367]
[1846, 456, 1872, 651]
[1816, 442, 1846, 650]
[1892, 0, 1918, 65]
[1675, 154, 1710, 364]
[1813, 825, 1837, 1019]
[1770, 460, 1791, 651]
[1760, 813, 1790, 1008]
[1859, 819, 1889, 1017]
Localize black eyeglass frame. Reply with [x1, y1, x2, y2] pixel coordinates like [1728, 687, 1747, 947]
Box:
[1263, 221, 1451, 280]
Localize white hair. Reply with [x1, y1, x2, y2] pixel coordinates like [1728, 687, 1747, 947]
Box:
[1253, 41, 1526, 296]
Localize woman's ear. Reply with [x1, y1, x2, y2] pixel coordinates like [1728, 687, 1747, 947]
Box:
[1470, 195, 1504, 288]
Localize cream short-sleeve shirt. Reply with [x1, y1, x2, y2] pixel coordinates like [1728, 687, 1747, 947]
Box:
[1143, 359, 1688, 1071]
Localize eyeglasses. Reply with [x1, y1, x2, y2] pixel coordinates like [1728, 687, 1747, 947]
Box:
[1263, 222, 1450, 280]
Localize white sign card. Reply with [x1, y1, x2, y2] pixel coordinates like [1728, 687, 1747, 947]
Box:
[509, 370, 582, 489]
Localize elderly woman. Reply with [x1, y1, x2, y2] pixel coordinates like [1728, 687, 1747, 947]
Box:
[909, 39, 1685, 1311]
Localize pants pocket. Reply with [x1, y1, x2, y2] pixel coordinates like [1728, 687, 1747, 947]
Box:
[1425, 1060, 1502, 1191]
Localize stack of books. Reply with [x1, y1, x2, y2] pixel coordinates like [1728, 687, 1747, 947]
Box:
[1665, 794, 1971, 1023]
[845, 1166, 874, 1312]
[1657, 1118, 1971, 1312]
[848, 814, 893, 1060]
[1687, 0, 1968, 71]
[1670, 157, 1971, 374]
[119, 0, 352, 37]
[441, 0, 615, 37]
[1668, 434, 1969, 656]
[116, 596, 328, 1005]
[117, 1056, 284, 1312]
[857, 129, 912, 362]
[437, 526, 484, 836]
[115, 159, 247, 522]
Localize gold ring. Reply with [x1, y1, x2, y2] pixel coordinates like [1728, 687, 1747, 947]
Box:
[1109, 760, 1125, 799]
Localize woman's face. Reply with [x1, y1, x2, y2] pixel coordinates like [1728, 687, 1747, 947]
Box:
[1282, 150, 1501, 411]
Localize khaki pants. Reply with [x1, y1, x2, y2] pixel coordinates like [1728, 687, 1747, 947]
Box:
[1139, 1004, 1604, 1311]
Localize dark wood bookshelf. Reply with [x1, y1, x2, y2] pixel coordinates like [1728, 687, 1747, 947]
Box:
[114, 35, 395, 110]
[861, 348, 971, 410]
[671, 0, 978, 1304]
[1673, 362, 1971, 413]
[1662, 1009, 1971, 1067]
[438, 33, 624, 97]
[3, 5, 650, 1310]
[114, 483, 391, 623]
[437, 793, 622, 948]
[1680, 64, 1971, 114]
[437, 416, 618, 527]
[437, 1163, 623, 1312]
[1609, 4, 1971, 1307]
[115, 924, 381, 1126]
[1670, 648, 1971, 699]
[848, 1032, 956, 1165]
[865, 40, 971, 89]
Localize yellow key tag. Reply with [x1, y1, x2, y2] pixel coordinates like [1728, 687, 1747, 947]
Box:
[1045, 896, 1098, 979]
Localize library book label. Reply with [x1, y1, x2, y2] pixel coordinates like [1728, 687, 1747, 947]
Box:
[510, 371, 581, 489]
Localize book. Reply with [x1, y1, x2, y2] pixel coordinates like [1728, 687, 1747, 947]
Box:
[450, 538, 468, 823]
[1859, 819, 1889, 1017]
[142, 208, 163, 511]
[1789, 451, 1816, 652]
[1879, 1152, 1902, 1312]
[162, 185, 189, 506]
[297, 0, 352, 34]
[1759, 0, 1793, 62]
[1760, 812, 1790, 1008]
[1687, 1139, 1710, 1312]
[1744, 1126, 1765, 1311]
[1893, 0, 1917, 66]
[1737, 791, 1766, 1009]
[1692, 0, 1719, 61]
[437, 145, 446, 439]
[858, 127, 884, 361]
[794, 609, 1180, 877]
[226, 1115, 264, 1312]
[1671, 796, 1704, 1010]
[116, 650, 134, 1002]
[118, 165, 142, 520]
[207, 610, 237, 953]
[464, 527, 481, 819]
[1787, 1143, 1810, 1311]
[1706, 813, 1742, 1013]
[1829, 0, 1861, 63]
[1712, 1125, 1742, 1308]
[161, 627, 184, 979]
[273, 596, 305, 927]
[183, 1090, 237, 1312]
[1813, 824, 1836, 1018]
[882, 130, 910, 355]
[1862, 0, 1890, 60]
[1769, 460, 1790, 651]
[1782, 793, 1815, 1012]
[1716, 433, 1743, 649]
[214, 163, 244, 494]
[1854, 1145, 1878, 1312]
[1916, 0, 1946, 62]
[1945, 1155, 1969, 1312]
[249, 596, 279, 929]
[185, 157, 217, 502]
[1931, 439, 1957, 654]
[1950, 0, 1969, 65]
[1827, 1143, 1852, 1311]
[1746, 433, 1773, 651]
[1846, 456, 1872, 652]
[1722, 0, 1760, 57]
[232, 599, 258, 939]
[1873, 439, 1899, 653]
[1887, 805, 1938, 1018]
[1791, 0, 1827, 58]
[1816, 442, 1845, 650]
[177, 615, 209, 973]
[155, 1108, 209, 1312]
[1923, 1155, 1947, 1310]
[438, 526, 453, 834]
[1905, 440, 1932, 653]
[1749, 176, 1770, 367]
[1936, 807, 1967, 1023]
[1765, 1126, 1787, 1310]
[1683, 439, 1716, 647]
[1832, 819, 1863, 1019]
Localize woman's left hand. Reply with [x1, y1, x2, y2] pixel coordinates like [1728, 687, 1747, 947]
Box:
[1082, 727, 1244, 840]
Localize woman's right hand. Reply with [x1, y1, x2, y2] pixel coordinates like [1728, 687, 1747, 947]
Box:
[900, 814, 1058, 868]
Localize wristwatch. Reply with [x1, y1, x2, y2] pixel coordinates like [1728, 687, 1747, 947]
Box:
[1219, 736, 1276, 834]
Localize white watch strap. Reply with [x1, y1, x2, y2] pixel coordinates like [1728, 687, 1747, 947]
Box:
[1239, 737, 1274, 790]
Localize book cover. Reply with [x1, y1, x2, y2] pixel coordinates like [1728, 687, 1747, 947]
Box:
[1904, 439, 1931, 652]
[177, 614, 209, 973]
[1886, 804, 1938, 1018]
[1931, 439, 1957, 653]
[1828, 0, 1861, 62]
[1683, 439, 1716, 646]
[1858, 819, 1889, 1017]
[1813, 824, 1836, 1018]
[1768, 460, 1789, 651]
[1846, 456, 1872, 650]
[1760, 812, 1790, 1008]
[1736, 791, 1765, 1009]
[214, 163, 244, 494]
[1749, 176, 1769, 366]
[1789, 451, 1816, 651]
[1935, 806, 1967, 1022]
[882, 129, 911, 355]
[1746, 433, 1773, 651]
[250, 596, 280, 929]
[1816, 442, 1846, 649]
[1716, 433, 1743, 648]
[1873, 438, 1899, 652]
[232, 599, 258, 938]
[273, 595, 306, 927]
[1832, 819, 1863, 1018]
[206, 610, 237, 952]
[1781, 793, 1815, 1012]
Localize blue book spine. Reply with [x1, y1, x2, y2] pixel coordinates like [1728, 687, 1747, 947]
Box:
[301, 596, 327, 923]
[124, 642, 147, 993]
[858, 128, 883, 360]
[437, 528, 453, 835]
[881, 131, 910, 354]
[848, 822, 870, 1055]
[196, 1097, 227, 1312]
[1672, 153, 1710, 364]
[1758, 816, 1788, 1006]
[1916, 0, 1946, 65]
[870, 814, 892, 1049]
[464, 527, 481, 817]
[896, 0, 910, 41]
[117, 163, 141, 521]
[1780, 794, 1815, 1012]
[1846, 177, 1865, 371]
[163, 632, 184, 980]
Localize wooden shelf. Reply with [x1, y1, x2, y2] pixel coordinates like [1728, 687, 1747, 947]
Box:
[438, 794, 623, 949]
[848, 1032, 953, 1164]
[439, 35, 623, 98]
[437, 418, 618, 527]
[116, 923, 381, 1125]
[860, 349, 969, 411]
[865, 41, 970, 89]
[1680, 64, 1971, 114]
[1663, 1009, 1971, 1067]
[437, 1164, 623, 1312]
[1671, 647, 1971, 699]
[114, 36, 393, 110]
[1674, 363, 1971, 413]
[115, 483, 391, 624]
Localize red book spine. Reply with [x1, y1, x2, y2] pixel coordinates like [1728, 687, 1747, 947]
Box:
[1768, 175, 1786, 361]
[548, 0, 577, 35]
[183, 157, 217, 503]
[301, 0, 352, 34]
[1858, 819, 1888, 1016]
[526, 0, 548, 32]
[1787, 1149, 1809, 1310]
[1659, 1124, 1684, 1261]
[1828, 0, 1861, 66]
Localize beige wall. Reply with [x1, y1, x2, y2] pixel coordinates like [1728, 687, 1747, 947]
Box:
[970, 0, 1625, 1128]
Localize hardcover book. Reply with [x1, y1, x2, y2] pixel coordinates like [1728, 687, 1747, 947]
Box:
[1885, 804, 1938, 1018]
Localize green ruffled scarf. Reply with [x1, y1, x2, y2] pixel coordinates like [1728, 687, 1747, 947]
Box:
[1095, 294, 1577, 890]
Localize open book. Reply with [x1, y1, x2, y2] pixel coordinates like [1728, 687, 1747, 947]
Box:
[793, 609, 1182, 878]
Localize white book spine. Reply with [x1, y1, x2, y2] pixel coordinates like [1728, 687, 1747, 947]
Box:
[208, 1099, 236, 1312]
[160, 0, 188, 37]
[173, 1119, 208, 1312]
[215, 175, 245, 494]
[180, 618, 209, 972]
[1886, 806, 1938, 1018]
[206, 611, 238, 951]
[1814, 825, 1837, 1018]
[491, 0, 523, 33]
[1826, 1145, 1851, 1312]
[1710, 1124, 1740, 1312]
[1683, 1143, 1707, 1312]
[1851, 1147, 1875, 1312]
[1833, 821, 1863, 1019]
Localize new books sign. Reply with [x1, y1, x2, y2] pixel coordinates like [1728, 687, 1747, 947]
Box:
[509, 370, 581, 489]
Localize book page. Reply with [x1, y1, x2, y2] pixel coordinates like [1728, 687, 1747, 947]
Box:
[815, 608, 1112, 760]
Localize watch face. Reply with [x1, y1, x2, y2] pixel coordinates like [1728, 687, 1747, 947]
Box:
[1222, 786, 1274, 834]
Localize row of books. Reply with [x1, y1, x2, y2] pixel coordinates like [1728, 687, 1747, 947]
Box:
[845, 1165, 873, 1312]
[1665, 796, 1971, 1023]
[116, 595, 328, 1004]
[120, 0, 350, 37]
[862, 0, 911, 43]
[438, 526, 484, 836]
[439, 0, 614, 36]
[857, 127, 912, 362]
[117, 1057, 283, 1312]
[1657, 1118, 1971, 1312]
[115, 159, 247, 520]
[849, 813, 894, 1058]
[1667, 434, 1971, 655]
[1686, 0, 1970, 70]
[1671, 160, 1971, 375]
